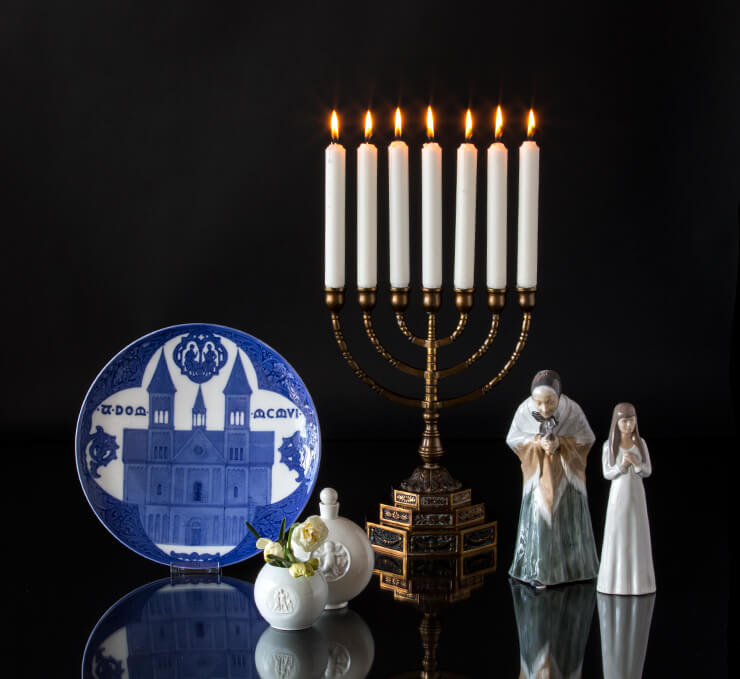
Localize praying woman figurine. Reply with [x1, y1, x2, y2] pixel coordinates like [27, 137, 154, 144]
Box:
[506, 370, 600, 587]
[597, 403, 656, 595]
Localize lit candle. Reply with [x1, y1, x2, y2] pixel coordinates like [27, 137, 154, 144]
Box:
[454, 109, 477, 290]
[487, 106, 507, 290]
[389, 107, 410, 288]
[357, 111, 377, 289]
[325, 110, 346, 289]
[517, 109, 540, 289]
[422, 106, 443, 289]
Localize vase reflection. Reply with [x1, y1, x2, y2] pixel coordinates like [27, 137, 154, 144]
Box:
[255, 626, 328, 679]
[510, 579, 595, 679]
[315, 608, 375, 679]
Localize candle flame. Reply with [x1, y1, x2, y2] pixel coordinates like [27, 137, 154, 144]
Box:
[495, 106, 504, 139]
[465, 109, 473, 140]
[330, 110, 339, 140]
[527, 109, 536, 138]
[426, 106, 434, 139]
[394, 107, 402, 137]
[364, 110, 373, 140]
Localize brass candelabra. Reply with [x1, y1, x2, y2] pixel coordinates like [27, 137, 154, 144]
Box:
[325, 284, 535, 493]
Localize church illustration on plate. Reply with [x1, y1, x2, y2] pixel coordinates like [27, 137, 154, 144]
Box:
[122, 350, 274, 549]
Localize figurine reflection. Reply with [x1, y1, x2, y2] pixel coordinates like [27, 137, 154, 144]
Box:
[510, 580, 595, 679]
[597, 403, 656, 595]
[598, 592, 655, 679]
[506, 370, 599, 587]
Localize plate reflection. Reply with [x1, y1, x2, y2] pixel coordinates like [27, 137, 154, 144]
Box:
[83, 576, 267, 678]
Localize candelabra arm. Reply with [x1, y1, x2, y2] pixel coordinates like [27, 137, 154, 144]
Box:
[437, 313, 501, 378]
[438, 312, 532, 409]
[395, 312, 427, 347]
[362, 312, 425, 378]
[329, 312, 423, 408]
[436, 312, 469, 347]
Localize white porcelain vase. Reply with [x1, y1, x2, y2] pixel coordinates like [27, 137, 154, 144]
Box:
[294, 488, 375, 609]
[254, 562, 328, 630]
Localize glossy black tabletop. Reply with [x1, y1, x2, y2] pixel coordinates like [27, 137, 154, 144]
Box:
[13, 437, 728, 677]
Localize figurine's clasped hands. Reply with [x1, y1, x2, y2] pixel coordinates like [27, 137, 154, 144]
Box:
[539, 435, 560, 455]
[622, 451, 639, 469]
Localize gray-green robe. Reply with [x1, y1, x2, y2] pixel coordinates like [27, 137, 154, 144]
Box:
[506, 394, 599, 586]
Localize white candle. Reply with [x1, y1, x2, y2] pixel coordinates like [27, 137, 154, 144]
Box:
[357, 112, 377, 288]
[325, 111, 346, 289]
[454, 110, 477, 290]
[388, 108, 410, 288]
[487, 136, 507, 289]
[517, 111, 540, 289]
[422, 107, 443, 289]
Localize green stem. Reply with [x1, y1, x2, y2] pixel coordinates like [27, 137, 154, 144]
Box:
[284, 523, 299, 563]
[244, 521, 261, 540]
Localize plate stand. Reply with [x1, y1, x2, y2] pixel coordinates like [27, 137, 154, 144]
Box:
[170, 560, 221, 580]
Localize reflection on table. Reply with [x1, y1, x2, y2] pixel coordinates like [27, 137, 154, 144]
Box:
[315, 608, 375, 679]
[510, 579, 595, 679]
[255, 609, 375, 679]
[598, 592, 655, 679]
[83, 574, 375, 679]
[84, 575, 267, 678]
[372, 518, 497, 679]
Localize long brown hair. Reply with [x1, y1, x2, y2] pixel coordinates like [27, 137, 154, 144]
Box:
[608, 402, 645, 466]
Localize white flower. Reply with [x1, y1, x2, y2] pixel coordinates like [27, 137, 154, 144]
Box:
[289, 561, 318, 578]
[256, 538, 283, 562]
[293, 515, 329, 553]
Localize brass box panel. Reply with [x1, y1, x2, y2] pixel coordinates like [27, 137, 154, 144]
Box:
[407, 531, 459, 555]
[380, 504, 412, 526]
[393, 490, 419, 507]
[454, 503, 485, 526]
[367, 522, 407, 555]
[460, 521, 497, 553]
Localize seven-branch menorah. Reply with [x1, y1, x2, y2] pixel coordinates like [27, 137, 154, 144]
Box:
[325, 284, 535, 493]
[322, 106, 540, 527]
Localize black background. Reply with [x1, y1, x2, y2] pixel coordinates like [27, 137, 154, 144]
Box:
[2, 1, 736, 676]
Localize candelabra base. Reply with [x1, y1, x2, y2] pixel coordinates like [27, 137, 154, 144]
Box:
[366, 479, 497, 605]
[397, 464, 463, 494]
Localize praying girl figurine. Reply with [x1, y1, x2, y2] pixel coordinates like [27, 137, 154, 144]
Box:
[597, 403, 656, 595]
[506, 370, 599, 587]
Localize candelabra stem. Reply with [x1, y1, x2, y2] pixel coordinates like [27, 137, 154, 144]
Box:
[420, 311, 443, 464]
[400, 308, 463, 493]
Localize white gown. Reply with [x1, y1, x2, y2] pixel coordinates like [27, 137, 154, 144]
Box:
[597, 440, 656, 594]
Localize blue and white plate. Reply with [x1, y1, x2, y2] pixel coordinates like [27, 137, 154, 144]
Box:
[75, 324, 320, 568]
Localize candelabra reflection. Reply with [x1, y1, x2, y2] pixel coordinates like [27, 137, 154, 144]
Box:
[510, 580, 595, 679]
[597, 593, 655, 679]
[83, 574, 375, 679]
[372, 503, 497, 679]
